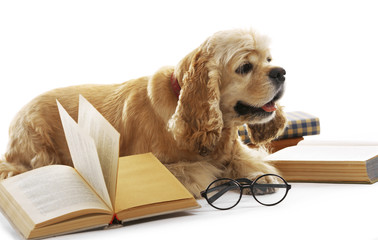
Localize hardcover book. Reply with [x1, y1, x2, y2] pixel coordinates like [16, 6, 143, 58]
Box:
[266, 140, 378, 183]
[0, 95, 199, 239]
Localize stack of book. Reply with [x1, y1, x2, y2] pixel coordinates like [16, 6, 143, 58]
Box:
[238, 111, 378, 184]
[238, 111, 320, 152]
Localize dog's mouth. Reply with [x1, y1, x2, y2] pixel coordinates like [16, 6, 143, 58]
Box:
[234, 90, 283, 116]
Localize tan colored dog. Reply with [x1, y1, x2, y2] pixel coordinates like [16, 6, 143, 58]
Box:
[0, 29, 287, 197]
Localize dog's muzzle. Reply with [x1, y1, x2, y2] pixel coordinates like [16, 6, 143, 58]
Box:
[234, 86, 284, 116]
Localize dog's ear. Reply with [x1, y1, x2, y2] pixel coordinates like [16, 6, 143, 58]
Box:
[169, 47, 223, 156]
[247, 105, 287, 145]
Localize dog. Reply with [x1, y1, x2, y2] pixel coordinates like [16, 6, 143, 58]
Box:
[0, 29, 287, 198]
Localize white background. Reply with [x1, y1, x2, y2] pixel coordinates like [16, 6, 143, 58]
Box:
[1, 1, 378, 240]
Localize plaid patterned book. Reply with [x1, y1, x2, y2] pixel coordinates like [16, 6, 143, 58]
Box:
[238, 111, 320, 144]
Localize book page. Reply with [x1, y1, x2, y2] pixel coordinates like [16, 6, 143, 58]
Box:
[298, 138, 378, 146]
[57, 100, 112, 209]
[78, 95, 120, 206]
[267, 145, 378, 161]
[0, 165, 111, 226]
[115, 153, 197, 214]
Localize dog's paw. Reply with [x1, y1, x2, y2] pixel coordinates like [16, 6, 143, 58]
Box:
[249, 173, 279, 195]
[247, 171, 277, 182]
[0, 160, 27, 180]
[0, 165, 16, 180]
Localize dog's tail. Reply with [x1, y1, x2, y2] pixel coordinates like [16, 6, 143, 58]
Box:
[0, 157, 28, 180]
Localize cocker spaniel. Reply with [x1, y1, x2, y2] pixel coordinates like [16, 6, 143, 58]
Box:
[0, 29, 286, 197]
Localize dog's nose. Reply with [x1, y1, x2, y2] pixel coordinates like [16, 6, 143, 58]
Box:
[269, 67, 286, 83]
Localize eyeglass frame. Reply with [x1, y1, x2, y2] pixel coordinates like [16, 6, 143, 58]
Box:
[200, 174, 291, 210]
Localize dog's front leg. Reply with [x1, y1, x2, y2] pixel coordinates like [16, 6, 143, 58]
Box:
[225, 142, 279, 181]
[164, 161, 222, 198]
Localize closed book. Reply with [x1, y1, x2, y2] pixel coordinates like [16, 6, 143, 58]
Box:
[266, 140, 378, 183]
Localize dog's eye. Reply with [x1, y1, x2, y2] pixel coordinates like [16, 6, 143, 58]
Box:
[235, 63, 253, 75]
[267, 57, 272, 62]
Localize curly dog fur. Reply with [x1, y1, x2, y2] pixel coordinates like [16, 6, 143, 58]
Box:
[0, 29, 287, 197]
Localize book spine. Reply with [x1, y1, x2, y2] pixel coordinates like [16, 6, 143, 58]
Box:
[109, 214, 121, 225]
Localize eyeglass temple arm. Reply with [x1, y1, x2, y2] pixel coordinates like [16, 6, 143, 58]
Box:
[205, 183, 239, 204]
[252, 183, 291, 189]
[236, 178, 289, 190]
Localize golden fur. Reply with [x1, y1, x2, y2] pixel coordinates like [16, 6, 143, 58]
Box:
[0, 29, 287, 197]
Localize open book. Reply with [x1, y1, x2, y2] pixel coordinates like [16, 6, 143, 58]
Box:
[266, 139, 378, 183]
[0, 95, 199, 239]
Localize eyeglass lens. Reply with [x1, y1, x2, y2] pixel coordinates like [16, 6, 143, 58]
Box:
[252, 175, 288, 206]
[206, 179, 241, 210]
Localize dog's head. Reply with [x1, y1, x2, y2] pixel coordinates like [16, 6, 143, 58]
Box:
[169, 29, 286, 155]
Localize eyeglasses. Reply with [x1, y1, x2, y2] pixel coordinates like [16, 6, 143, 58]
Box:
[200, 174, 291, 210]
